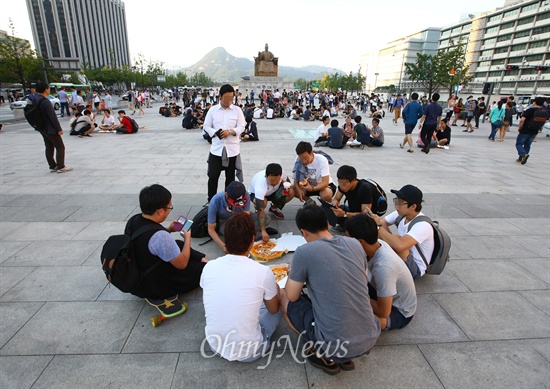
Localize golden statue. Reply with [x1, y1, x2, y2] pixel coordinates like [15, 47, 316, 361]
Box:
[254, 43, 278, 77]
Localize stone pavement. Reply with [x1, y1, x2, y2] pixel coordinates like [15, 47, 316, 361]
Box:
[0, 101, 549, 388]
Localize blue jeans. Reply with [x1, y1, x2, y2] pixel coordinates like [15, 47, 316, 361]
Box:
[60, 102, 70, 117]
[515, 132, 537, 158]
[239, 303, 282, 362]
[489, 122, 499, 140]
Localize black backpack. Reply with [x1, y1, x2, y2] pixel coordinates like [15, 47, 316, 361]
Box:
[129, 117, 139, 133]
[359, 178, 388, 216]
[525, 108, 550, 133]
[100, 221, 163, 293]
[190, 206, 210, 238]
[24, 97, 46, 130]
[395, 215, 451, 275]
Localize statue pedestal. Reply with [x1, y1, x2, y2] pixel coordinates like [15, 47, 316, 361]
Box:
[238, 76, 295, 102]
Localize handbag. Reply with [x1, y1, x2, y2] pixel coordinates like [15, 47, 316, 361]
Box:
[494, 120, 503, 127]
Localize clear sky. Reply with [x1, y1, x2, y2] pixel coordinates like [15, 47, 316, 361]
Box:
[1, 0, 506, 72]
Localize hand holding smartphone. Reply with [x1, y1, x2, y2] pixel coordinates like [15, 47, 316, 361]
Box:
[173, 216, 194, 235]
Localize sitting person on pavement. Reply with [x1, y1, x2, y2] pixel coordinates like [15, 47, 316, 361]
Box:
[346, 213, 417, 330]
[182, 108, 198, 129]
[342, 116, 354, 144]
[293, 141, 336, 204]
[279, 205, 380, 375]
[328, 119, 345, 149]
[241, 116, 259, 141]
[349, 115, 370, 148]
[98, 109, 116, 132]
[365, 118, 384, 147]
[124, 184, 207, 318]
[249, 163, 295, 224]
[208, 181, 274, 253]
[328, 165, 374, 231]
[114, 110, 134, 134]
[200, 212, 281, 362]
[370, 184, 434, 279]
[302, 105, 313, 121]
[436, 118, 451, 149]
[314, 116, 330, 147]
[70, 109, 96, 137]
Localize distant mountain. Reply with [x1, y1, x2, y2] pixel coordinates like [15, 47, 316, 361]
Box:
[181, 47, 343, 82]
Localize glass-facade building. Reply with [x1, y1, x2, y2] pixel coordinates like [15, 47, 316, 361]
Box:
[26, 0, 131, 71]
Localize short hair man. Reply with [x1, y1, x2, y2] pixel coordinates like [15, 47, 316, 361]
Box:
[346, 214, 417, 330]
[207, 181, 273, 252]
[99, 109, 116, 132]
[293, 141, 336, 203]
[327, 119, 345, 149]
[314, 116, 330, 146]
[371, 185, 434, 279]
[515, 96, 549, 165]
[34, 82, 72, 173]
[200, 212, 281, 362]
[366, 118, 384, 147]
[249, 163, 295, 238]
[203, 84, 246, 202]
[418, 93, 442, 154]
[125, 184, 208, 317]
[400, 92, 424, 152]
[279, 205, 380, 375]
[70, 109, 97, 137]
[114, 110, 134, 134]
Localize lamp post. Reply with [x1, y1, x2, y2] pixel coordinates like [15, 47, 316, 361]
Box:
[393, 49, 407, 94]
[374, 72, 379, 91]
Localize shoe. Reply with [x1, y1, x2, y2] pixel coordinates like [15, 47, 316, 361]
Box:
[521, 154, 529, 165]
[304, 198, 316, 207]
[339, 360, 355, 371]
[399, 143, 404, 149]
[360, 145, 365, 149]
[407, 149, 414, 153]
[85, 134, 92, 137]
[461, 124, 466, 127]
[306, 351, 341, 375]
[462, 129, 468, 132]
[265, 227, 279, 235]
[269, 206, 284, 219]
[57, 166, 73, 173]
[425, 147, 430, 154]
[516, 157, 522, 163]
[443, 145, 449, 150]
[49, 168, 57, 173]
[145, 295, 187, 318]
[437, 145, 443, 148]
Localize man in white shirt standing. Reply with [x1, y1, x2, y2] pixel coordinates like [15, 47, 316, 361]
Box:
[200, 212, 281, 362]
[203, 84, 246, 202]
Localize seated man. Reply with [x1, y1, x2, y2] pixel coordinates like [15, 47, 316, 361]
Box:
[241, 116, 259, 141]
[350, 115, 369, 148]
[200, 212, 281, 362]
[436, 118, 451, 149]
[266, 106, 274, 119]
[290, 106, 302, 120]
[182, 108, 197, 129]
[302, 105, 313, 121]
[279, 205, 380, 375]
[346, 213, 417, 330]
[253, 105, 265, 119]
[70, 109, 97, 137]
[328, 165, 374, 231]
[249, 163, 295, 224]
[327, 119, 345, 149]
[207, 181, 274, 253]
[293, 141, 336, 203]
[98, 109, 116, 132]
[366, 118, 384, 147]
[159, 103, 169, 115]
[124, 184, 207, 317]
[114, 110, 134, 134]
[314, 115, 330, 147]
[371, 184, 434, 279]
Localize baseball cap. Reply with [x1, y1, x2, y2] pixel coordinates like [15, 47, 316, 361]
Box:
[226, 181, 249, 208]
[390, 184, 423, 204]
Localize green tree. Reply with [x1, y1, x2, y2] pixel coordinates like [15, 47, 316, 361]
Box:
[189, 71, 214, 87]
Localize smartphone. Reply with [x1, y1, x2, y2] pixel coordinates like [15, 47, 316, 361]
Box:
[173, 216, 187, 232]
[180, 219, 193, 235]
[318, 198, 336, 208]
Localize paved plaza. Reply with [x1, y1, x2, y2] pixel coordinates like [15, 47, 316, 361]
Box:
[0, 101, 549, 388]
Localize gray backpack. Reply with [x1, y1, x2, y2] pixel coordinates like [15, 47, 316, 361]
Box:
[395, 215, 451, 275]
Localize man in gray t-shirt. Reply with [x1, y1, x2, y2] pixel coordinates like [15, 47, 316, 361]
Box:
[346, 213, 416, 330]
[280, 205, 380, 375]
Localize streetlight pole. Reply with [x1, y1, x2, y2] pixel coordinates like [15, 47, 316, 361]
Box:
[374, 72, 379, 91]
[398, 53, 405, 94]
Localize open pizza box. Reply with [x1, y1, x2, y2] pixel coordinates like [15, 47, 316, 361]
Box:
[250, 233, 307, 263]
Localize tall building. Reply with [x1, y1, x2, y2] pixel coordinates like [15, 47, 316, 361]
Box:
[372, 28, 441, 92]
[439, 0, 550, 96]
[26, 0, 131, 71]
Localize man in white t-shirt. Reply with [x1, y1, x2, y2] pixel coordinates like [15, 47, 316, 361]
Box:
[371, 184, 434, 279]
[266, 106, 274, 119]
[314, 116, 330, 146]
[293, 141, 336, 203]
[249, 163, 295, 225]
[98, 109, 117, 132]
[200, 212, 281, 362]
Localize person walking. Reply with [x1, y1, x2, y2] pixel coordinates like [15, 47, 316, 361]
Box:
[418, 93, 442, 154]
[515, 97, 549, 165]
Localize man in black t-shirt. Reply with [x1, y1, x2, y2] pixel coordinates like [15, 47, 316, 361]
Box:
[515, 97, 549, 165]
[329, 165, 373, 231]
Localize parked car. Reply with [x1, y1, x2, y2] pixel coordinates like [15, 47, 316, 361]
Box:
[10, 95, 61, 110]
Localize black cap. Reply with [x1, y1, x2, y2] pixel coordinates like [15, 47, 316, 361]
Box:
[390, 184, 423, 204]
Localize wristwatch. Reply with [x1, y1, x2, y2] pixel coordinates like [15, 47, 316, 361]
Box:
[344, 212, 348, 218]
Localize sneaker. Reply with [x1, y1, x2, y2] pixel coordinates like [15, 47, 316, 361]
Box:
[443, 145, 450, 150]
[145, 295, 187, 318]
[306, 351, 341, 375]
[407, 149, 414, 153]
[521, 154, 529, 165]
[462, 129, 469, 132]
[269, 206, 284, 219]
[265, 227, 279, 236]
[57, 166, 73, 173]
[339, 360, 355, 371]
[516, 157, 522, 163]
[49, 168, 57, 173]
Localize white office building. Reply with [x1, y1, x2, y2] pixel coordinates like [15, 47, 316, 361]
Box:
[26, 0, 131, 71]
[439, 0, 550, 97]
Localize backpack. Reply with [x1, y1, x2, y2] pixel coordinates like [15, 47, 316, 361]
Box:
[190, 206, 210, 238]
[395, 215, 451, 275]
[129, 117, 139, 133]
[100, 220, 164, 293]
[359, 179, 388, 216]
[525, 108, 550, 133]
[24, 97, 46, 130]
